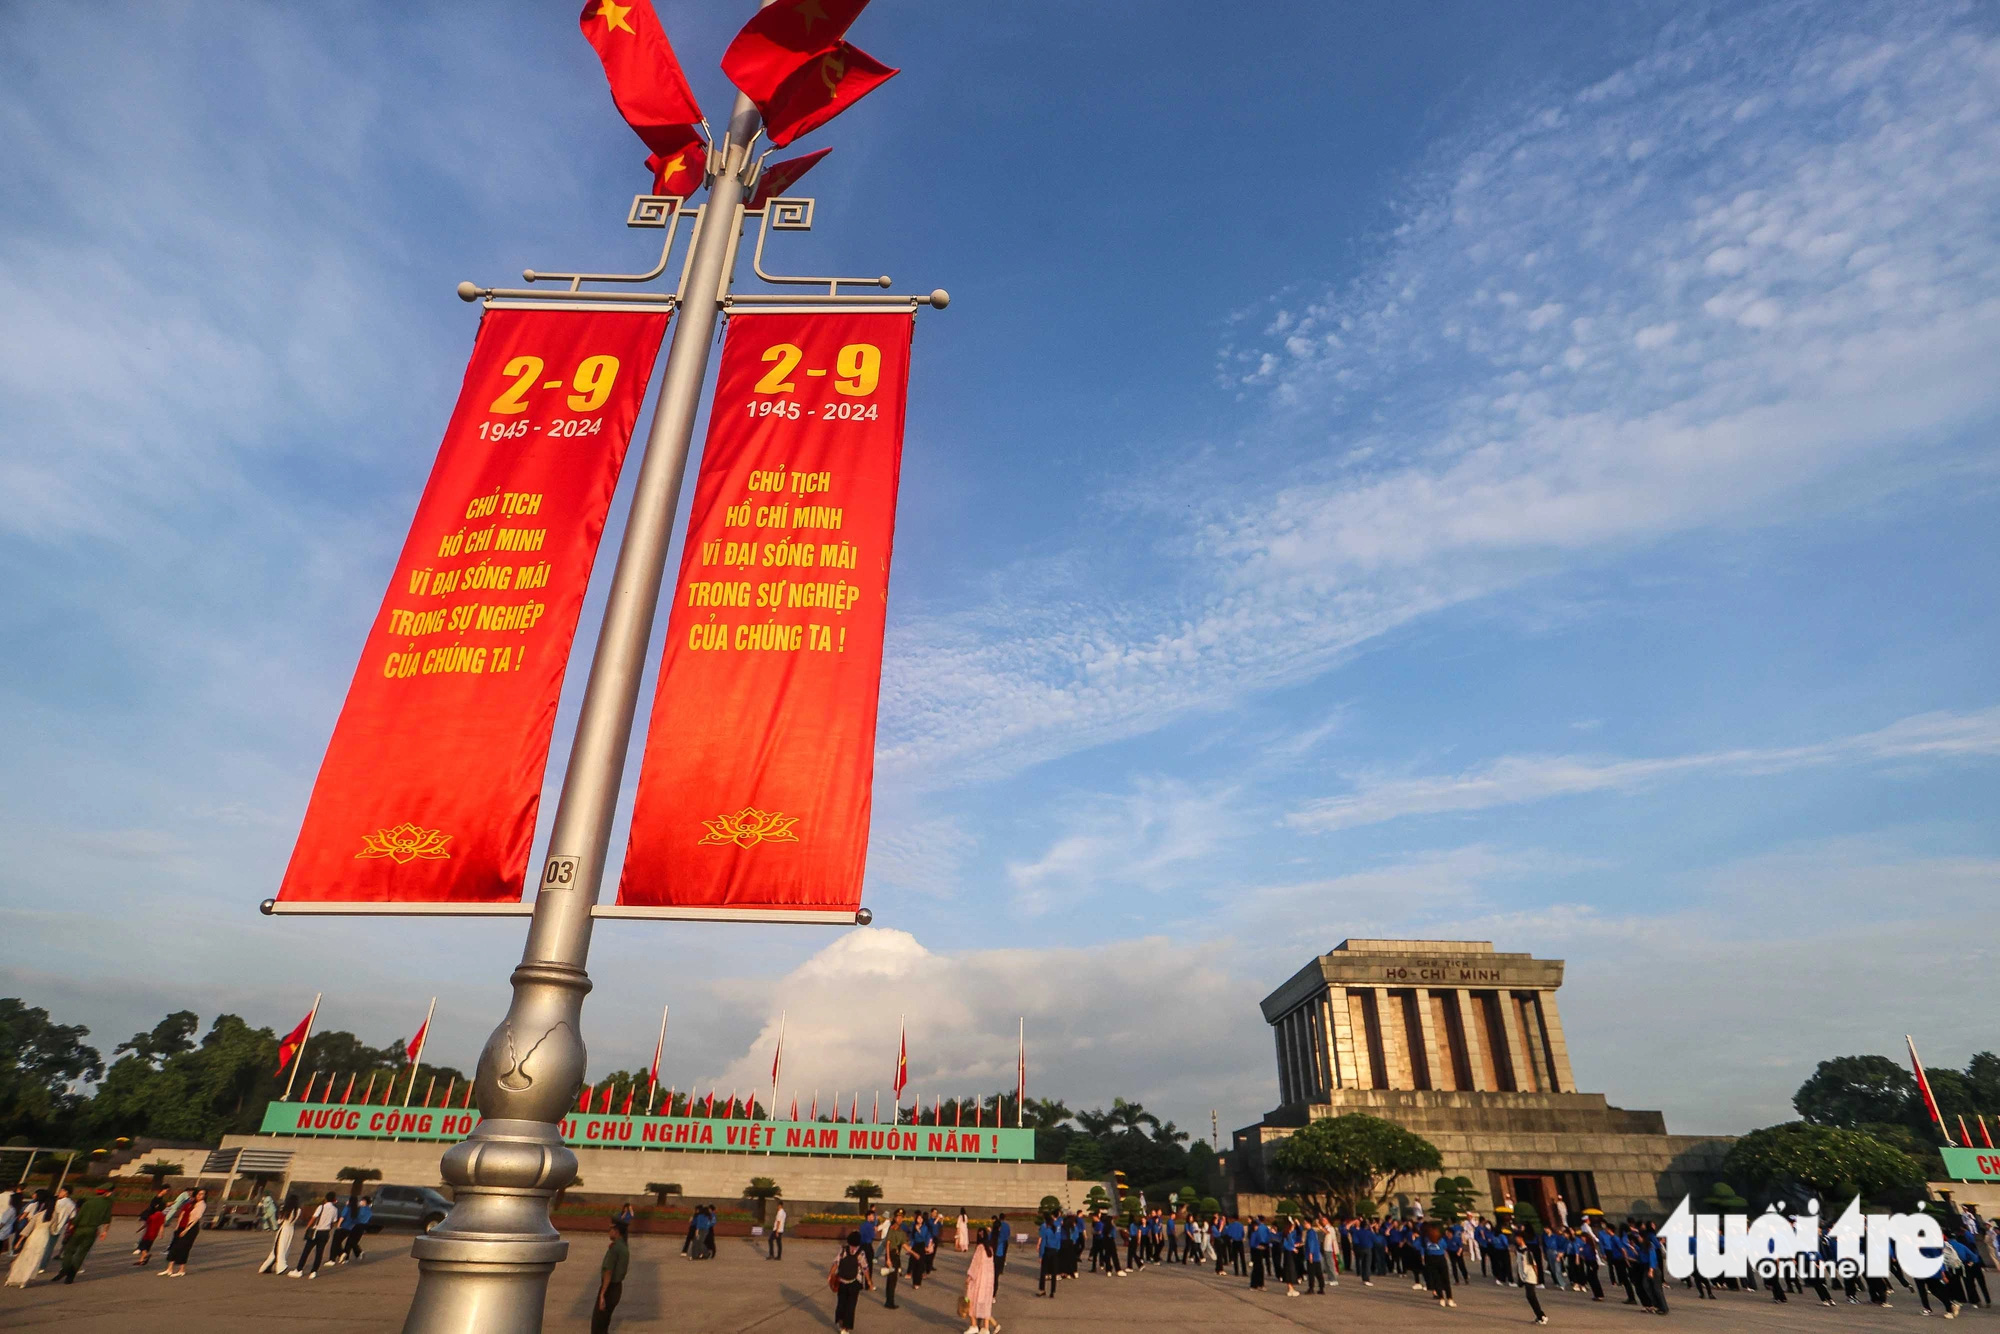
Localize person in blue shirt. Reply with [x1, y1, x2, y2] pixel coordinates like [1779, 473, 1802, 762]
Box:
[857, 1208, 878, 1268]
[1417, 1220, 1454, 1306]
[1248, 1217, 1273, 1289]
[988, 1212, 1010, 1282]
[1124, 1214, 1143, 1273]
[1630, 1223, 1667, 1314]
[1304, 1218, 1327, 1294]
[1034, 1214, 1062, 1299]
[1279, 1219, 1303, 1297]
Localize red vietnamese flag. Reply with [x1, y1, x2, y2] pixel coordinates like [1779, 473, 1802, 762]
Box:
[620, 1083, 635, 1115]
[1960, 1115, 1976, 1148]
[578, 1084, 591, 1114]
[598, 1084, 614, 1114]
[579, 0, 703, 153]
[789, 1095, 798, 1120]
[274, 1004, 316, 1077]
[340, 1073, 356, 1105]
[619, 312, 915, 913]
[749, 148, 830, 208]
[1908, 1035, 1954, 1144]
[703, 1089, 716, 1117]
[1980, 1115, 1995, 1149]
[893, 1022, 908, 1101]
[463, 1080, 475, 1109]
[756, 44, 896, 148]
[275, 309, 670, 904]
[645, 124, 707, 199]
[406, 1017, 429, 1067]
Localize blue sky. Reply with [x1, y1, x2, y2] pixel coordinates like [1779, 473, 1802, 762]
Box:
[2, 0, 1997, 1140]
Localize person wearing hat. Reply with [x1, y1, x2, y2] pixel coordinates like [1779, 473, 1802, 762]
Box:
[55, 1186, 115, 1284]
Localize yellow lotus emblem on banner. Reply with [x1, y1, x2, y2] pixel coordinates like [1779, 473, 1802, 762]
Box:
[355, 823, 454, 863]
[698, 808, 801, 848]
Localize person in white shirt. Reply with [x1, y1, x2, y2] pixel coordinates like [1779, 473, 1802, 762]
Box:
[768, 1203, 787, 1260]
[45, 1189, 78, 1273]
[292, 1194, 340, 1279]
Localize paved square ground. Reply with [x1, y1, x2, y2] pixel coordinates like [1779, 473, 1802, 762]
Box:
[0, 1227, 1970, 1331]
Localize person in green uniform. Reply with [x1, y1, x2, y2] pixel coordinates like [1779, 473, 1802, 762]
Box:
[593, 1219, 629, 1334]
[57, 1187, 116, 1284]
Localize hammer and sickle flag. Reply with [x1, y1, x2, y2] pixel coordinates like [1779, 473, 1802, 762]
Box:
[580, 0, 704, 155]
[721, 0, 897, 148]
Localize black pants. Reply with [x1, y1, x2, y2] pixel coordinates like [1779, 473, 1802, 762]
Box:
[1449, 1250, 1468, 1282]
[1038, 1252, 1058, 1296]
[300, 1230, 329, 1275]
[834, 1280, 861, 1330]
[1307, 1258, 1326, 1292]
[1249, 1246, 1265, 1288]
[883, 1262, 899, 1308]
[1583, 1260, 1605, 1299]
[591, 1280, 622, 1334]
[1644, 1267, 1669, 1312]
[768, 1231, 782, 1259]
[1524, 1279, 1545, 1320]
[1967, 1264, 1991, 1305]
[1425, 1254, 1452, 1299]
[1232, 1239, 1247, 1276]
[909, 1251, 925, 1288]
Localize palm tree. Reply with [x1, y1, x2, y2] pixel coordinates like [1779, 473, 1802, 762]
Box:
[1108, 1098, 1159, 1133]
[645, 1182, 683, 1206]
[744, 1177, 782, 1223]
[1075, 1107, 1115, 1137]
[845, 1180, 883, 1212]
[1153, 1119, 1190, 1146]
[1021, 1098, 1073, 1131]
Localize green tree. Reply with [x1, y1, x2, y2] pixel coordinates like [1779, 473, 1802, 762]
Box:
[0, 999, 104, 1140]
[1794, 1055, 1915, 1129]
[1083, 1185, 1109, 1211]
[1064, 1135, 1110, 1181]
[1271, 1114, 1443, 1216]
[1964, 1052, 2000, 1110]
[1428, 1175, 1479, 1224]
[845, 1180, 883, 1211]
[1186, 1140, 1224, 1201]
[137, 1161, 184, 1190]
[645, 1182, 682, 1206]
[115, 1012, 199, 1065]
[1722, 1122, 1925, 1208]
[744, 1176, 781, 1222]
[1037, 1194, 1063, 1216]
[1701, 1181, 1750, 1213]
[1512, 1200, 1543, 1232]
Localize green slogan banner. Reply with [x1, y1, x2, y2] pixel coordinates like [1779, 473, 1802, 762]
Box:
[1942, 1146, 2000, 1182]
[261, 1102, 1034, 1161]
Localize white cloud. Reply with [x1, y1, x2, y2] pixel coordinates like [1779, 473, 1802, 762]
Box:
[1287, 705, 2000, 832]
[878, 4, 2000, 788]
[704, 929, 1267, 1133]
[1005, 778, 1238, 913]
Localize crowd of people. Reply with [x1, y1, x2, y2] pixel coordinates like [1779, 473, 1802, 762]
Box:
[716, 1193, 1998, 1331]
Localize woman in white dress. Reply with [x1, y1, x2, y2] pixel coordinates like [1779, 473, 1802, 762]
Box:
[5, 1191, 56, 1287]
[955, 1208, 970, 1253]
[259, 1196, 300, 1275]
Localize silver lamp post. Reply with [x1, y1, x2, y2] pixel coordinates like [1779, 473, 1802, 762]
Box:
[397, 9, 945, 1328]
[397, 77, 766, 1334]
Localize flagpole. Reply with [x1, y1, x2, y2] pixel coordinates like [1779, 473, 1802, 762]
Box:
[769, 1011, 786, 1122]
[405, 997, 437, 1106]
[1017, 1017, 1024, 1128]
[402, 26, 775, 1332]
[648, 1004, 669, 1114]
[282, 993, 322, 1101]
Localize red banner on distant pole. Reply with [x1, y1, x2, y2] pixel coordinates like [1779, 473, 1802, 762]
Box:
[618, 311, 914, 913]
[277, 308, 671, 904]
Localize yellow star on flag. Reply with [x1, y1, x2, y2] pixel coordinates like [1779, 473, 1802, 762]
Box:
[657, 153, 686, 179]
[792, 0, 830, 36]
[595, 0, 635, 35]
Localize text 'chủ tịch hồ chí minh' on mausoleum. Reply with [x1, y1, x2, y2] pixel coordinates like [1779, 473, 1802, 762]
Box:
[1228, 939, 1731, 1222]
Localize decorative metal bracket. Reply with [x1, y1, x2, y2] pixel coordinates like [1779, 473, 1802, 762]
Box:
[730, 197, 949, 312]
[455, 196, 689, 308]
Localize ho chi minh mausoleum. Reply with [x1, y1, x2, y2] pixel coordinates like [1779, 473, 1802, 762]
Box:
[1229, 939, 1730, 1221]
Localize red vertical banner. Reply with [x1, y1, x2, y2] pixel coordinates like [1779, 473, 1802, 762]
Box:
[619, 311, 914, 912]
[277, 308, 671, 903]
